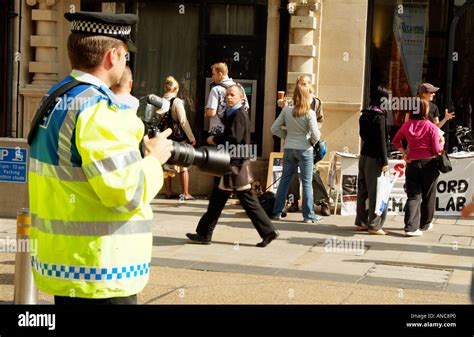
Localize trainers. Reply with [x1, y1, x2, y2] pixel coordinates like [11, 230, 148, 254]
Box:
[271, 215, 282, 221]
[420, 223, 433, 231]
[303, 215, 323, 223]
[320, 201, 331, 216]
[186, 233, 211, 245]
[405, 229, 423, 237]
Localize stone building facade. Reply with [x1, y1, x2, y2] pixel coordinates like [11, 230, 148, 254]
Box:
[3, 0, 371, 195]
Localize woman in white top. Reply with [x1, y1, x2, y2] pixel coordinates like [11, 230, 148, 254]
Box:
[162, 76, 196, 200]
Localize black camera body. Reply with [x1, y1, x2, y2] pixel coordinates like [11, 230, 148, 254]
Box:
[141, 94, 230, 177]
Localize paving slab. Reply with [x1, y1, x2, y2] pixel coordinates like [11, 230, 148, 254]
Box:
[0, 198, 473, 303]
[439, 234, 472, 246]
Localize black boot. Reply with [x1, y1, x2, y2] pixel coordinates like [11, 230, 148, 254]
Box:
[320, 201, 331, 216]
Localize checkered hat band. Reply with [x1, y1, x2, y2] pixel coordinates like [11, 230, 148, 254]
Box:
[31, 256, 150, 282]
[71, 20, 131, 37]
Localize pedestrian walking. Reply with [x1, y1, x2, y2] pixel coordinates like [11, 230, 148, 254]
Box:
[186, 85, 279, 247]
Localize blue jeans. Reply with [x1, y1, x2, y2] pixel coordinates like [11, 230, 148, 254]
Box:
[272, 148, 316, 220]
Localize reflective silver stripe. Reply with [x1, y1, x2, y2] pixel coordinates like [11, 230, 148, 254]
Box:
[112, 170, 145, 213]
[29, 158, 87, 182]
[32, 214, 152, 236]
[83, 150, 142, 179]
[58, 87, 100, 166]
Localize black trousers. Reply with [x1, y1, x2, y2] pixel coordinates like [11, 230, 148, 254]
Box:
[404, 158, 439, 232]
[196, 187, 276, 240]
[54, 294, 137, 305]
[355, 155, 387, 230]
[287, 170, 329, 205]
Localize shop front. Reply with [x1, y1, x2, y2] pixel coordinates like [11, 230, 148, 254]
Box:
[367, 0, 474, 152]
[81, 0, 269, 151]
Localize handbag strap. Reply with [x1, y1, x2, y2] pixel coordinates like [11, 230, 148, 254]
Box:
[28, 79, 82, 145]
[166, 97, 178, 128]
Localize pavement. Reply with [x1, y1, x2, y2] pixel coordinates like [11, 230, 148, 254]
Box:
[0, 197, 473, 304]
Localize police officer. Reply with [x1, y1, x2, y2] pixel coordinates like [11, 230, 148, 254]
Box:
[28, 11, 173, 304]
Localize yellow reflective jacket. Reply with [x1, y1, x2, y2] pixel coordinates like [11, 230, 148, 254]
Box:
[28, 70, 163, 299]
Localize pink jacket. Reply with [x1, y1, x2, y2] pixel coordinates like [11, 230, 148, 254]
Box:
[392, 120, 443, 160]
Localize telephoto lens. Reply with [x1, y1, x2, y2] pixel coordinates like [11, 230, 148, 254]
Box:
[168, 143, 230, 177]
[139, 94, 231, 176]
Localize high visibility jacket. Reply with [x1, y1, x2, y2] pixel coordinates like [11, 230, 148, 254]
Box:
[28, 70, 163, 299]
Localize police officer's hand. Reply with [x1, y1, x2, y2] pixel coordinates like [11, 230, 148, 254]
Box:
[144, 128, 173, 165]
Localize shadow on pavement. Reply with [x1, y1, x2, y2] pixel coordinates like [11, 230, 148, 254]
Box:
[286, 236, 474, 257]
[152, 236, 257, 248]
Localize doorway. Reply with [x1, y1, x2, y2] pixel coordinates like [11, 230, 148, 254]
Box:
[452, 2, 474, 133]
[202, 3, 267, 151]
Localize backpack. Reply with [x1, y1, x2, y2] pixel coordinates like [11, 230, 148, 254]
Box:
[157, 97, 188, 142]
[216, 81, 250, 115]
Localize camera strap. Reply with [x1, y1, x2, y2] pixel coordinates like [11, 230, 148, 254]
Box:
[27, 79, 82, 145]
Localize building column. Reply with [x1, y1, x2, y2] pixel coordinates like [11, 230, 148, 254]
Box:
[262, 0, 281, 160]
[28, 0, 59, 85]
[19, 0, 79, 137]
[286, 0, 321, 96]
[318, 0, 369, 156]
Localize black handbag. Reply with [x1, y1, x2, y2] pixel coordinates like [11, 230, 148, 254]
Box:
[157, 97, 189, 143]
[437, 152, 452, 173]
[222, 160, 253, 190]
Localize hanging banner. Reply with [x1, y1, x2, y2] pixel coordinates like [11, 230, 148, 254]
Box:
[339, 153, 474, 216]
[393, 3, 428, 96]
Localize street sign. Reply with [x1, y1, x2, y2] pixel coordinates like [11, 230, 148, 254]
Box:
[0, 147, 28, 183]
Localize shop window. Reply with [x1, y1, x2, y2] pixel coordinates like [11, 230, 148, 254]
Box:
[209, 5, 255, 35]
[369, 0, 450, 137]
[133, 2, 200, 132]
[453, 4, 474, 131]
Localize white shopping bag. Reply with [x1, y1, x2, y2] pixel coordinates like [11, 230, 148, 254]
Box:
[375, 171, 398, 216]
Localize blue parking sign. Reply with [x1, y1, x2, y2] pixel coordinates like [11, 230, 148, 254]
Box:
[0, 147, 28, 183]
